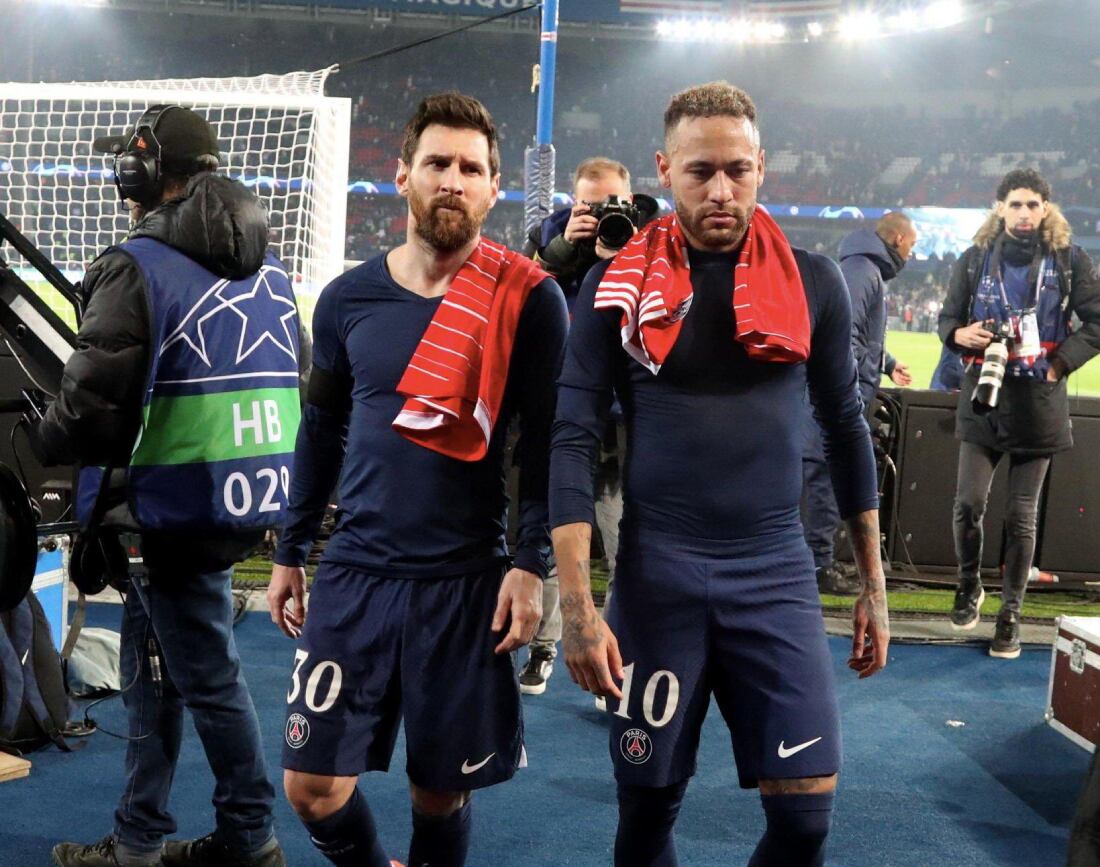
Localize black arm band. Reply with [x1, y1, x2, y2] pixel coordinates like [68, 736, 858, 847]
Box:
[306, 366, 352, 414]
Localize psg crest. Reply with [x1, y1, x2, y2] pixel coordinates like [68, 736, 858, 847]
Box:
[285, 713, 310, 749]
[620, 728, 652, 765]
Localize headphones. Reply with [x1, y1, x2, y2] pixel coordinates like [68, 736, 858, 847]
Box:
[69, 530, 129, 597]
[112, 104, 180, 207]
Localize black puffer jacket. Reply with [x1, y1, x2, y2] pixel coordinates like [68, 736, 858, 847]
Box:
[938, 207, 1100, 455]
[34, 173, 311, 571]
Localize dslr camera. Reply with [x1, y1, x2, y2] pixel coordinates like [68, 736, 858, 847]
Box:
[970, 318, 1014, 414]
[584, 194, 659, 251]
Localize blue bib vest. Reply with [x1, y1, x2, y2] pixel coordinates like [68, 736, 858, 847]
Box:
[76, 237, 302, 532]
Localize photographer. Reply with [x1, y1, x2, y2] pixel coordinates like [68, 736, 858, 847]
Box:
[519, 158, 653, 701]
[35, 106, 296, 867]
[526, 157, 654, 297]
[939, 168, 1100, 659]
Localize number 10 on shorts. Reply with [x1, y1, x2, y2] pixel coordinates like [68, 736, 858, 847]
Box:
[613, 663, 680, 729]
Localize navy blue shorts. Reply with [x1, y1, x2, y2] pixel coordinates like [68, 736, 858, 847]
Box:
[281, 562, 524, 791]
[605, 527, 841, 789]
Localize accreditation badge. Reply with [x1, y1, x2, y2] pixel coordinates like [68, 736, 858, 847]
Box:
[1015, 311, 1041, 362]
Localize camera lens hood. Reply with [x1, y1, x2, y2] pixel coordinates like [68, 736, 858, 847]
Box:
[598, 212, 637, 250]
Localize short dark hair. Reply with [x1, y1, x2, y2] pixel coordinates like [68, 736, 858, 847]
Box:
[572, 157, 631, 193]
[875, 211, 914, 243]
[997, 168, 1051, 202]
[400, 92, 500, 176]
[663, 81, 759, 148]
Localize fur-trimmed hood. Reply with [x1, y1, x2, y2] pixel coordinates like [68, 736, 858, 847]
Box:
[973, 202, 1073, 251]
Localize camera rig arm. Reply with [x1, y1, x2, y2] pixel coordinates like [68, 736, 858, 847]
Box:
[0, 214, 79, 397]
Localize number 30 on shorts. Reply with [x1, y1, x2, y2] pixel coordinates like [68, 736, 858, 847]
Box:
[287, 649, 343, 713]
[613, 663, 680, 728]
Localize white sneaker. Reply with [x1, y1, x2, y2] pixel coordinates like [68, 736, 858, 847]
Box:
[518, 649, 554, 696]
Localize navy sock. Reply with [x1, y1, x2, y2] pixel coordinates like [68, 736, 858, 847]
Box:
[614, 780, 688, 867]
[408, 800, 472, 867]
[302, 787, 391, 867]
[748, 791, 835, 867]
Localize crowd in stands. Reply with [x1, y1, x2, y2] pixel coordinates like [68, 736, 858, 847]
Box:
[7, 7, 1100, 309]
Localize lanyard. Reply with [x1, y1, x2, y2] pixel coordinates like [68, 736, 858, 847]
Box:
[995, 256, 1044, 317]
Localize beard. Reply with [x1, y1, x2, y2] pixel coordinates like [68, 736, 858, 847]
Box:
[676, 200, 753, 251]
[408, 188, 488, 252]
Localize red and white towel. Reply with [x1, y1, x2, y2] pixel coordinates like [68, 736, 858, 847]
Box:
[393, 238, 547, 461]
[594, 209, 811, 373]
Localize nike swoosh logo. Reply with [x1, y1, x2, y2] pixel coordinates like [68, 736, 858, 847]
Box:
[461, 753, 496, 775]
[777, 737, 823, 759]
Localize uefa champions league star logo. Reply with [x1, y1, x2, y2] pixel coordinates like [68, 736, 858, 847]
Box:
[159, 264, 298, 367]
[285, 713, 310, 749]
[620, 728, 652, 764]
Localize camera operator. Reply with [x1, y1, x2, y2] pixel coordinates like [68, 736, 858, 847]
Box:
[33, 106, 297, 867]
[939, 168, 1100, 659]
[519, 158, 652, 702]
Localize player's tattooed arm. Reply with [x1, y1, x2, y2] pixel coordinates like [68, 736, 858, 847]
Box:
[556, 522, 598, 649]
[845, 509, 890, 678]
[561, 567, 604, 653]
[553, 523, 624, 698]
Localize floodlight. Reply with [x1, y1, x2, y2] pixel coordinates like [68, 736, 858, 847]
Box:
[752, 20, 787, 41]
[806, 20, 825, 37]
[838, 10, 881, 39]
[887, 8, 922, 31]
[925, 0, 964, 28]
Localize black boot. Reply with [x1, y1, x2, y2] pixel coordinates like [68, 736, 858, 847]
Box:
[162, 833, 285, 867]
[990, 610, 1021, 659]
[52, 837, 157, 867]
[816, 563, 861, 596]
[950, 579, 985, 630]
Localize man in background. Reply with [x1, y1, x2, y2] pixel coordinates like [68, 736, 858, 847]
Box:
[43, 105, 295, 867]
[939, 168, 1100, 658]
[802, 212, 916, 595]
[519, 157, 647, 700]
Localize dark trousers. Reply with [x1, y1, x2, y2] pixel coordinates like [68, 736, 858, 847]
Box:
[951, 441, 1050, 617]
[114, 568, 275, 856]
[801, 413, 840, 570]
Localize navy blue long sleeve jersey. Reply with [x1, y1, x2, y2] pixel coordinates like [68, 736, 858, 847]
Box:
[550, 246, 878, 546]
[275, 252, 568, 579]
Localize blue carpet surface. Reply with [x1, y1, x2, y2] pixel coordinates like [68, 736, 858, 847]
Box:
[0, 600, 1088, 866]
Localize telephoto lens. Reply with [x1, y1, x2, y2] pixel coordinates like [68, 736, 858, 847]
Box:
[595, 196, 637, 249]
[971, 336, 1009, 414]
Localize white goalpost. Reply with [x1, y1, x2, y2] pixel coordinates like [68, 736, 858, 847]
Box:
[0, 69, 350, 326]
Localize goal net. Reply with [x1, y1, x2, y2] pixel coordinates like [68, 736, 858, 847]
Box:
[0, 69, 350, 327]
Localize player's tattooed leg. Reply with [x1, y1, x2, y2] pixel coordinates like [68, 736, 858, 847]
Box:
[758, 774, 838, 795]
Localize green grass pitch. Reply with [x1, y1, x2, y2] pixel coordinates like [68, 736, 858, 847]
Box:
[884, 329, 1100, 397]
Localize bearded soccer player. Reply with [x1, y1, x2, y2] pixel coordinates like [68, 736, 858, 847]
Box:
[550, 81, 890, 867]
[267, 93, 567, 867]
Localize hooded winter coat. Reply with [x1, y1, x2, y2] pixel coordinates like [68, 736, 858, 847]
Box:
[937, 205, 1100, 455]
[33, 173, 311, 570]
[837, 227, 901, 405]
